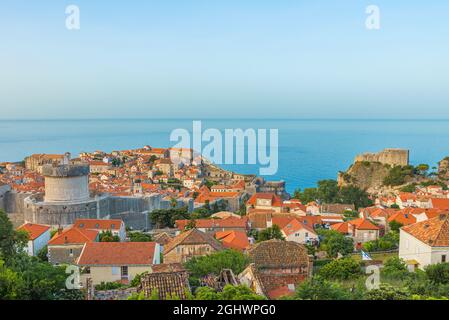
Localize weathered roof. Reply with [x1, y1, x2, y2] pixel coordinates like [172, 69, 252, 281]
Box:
[164, 228, 224, 254]
[401, 214, 449, 247]
[141, 268, 190, 300]
[247, 239, 309, 269]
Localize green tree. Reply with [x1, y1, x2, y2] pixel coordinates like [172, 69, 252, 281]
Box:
[0, 259, 24, 299]
[389, 220, 403, 232]
[257, 225, 285, 242]
[318, 258, 362, 280]
[128, 232, 152, 242]
[365, 283, 410, 300]
[416, 164, 430, 176]
[425, 263, 449, 284]
[37, 246, 48, 262]
[295, 277, 352, 300]
[0, 210, 28, 261]
[195, 285, 265, 300]
[338, 186, 372, 209]
[381, 257, 410, 280]
[184, 250, 249, 283]
[150, 206, 189, 228]
[317, 229, 354, 258]
[99, 230, 120, 242]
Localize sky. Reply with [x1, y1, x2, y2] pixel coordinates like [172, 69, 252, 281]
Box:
[0, 0, 448, 119]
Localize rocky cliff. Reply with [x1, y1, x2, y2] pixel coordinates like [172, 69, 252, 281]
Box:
[438, 157, 449, 180]
[338, 161, 391, 192]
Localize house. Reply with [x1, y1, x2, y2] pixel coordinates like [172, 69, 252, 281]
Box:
[88, 161, 112, 174]
[16, 223, 51, 256]
[163, 228, 224, 264]
[387, 211, 417, 227]
[281, 219, 319, 245]
[215, 230, 250, 252]
[77, 242, 161, 285]
[331, 218, 379, 248]
[174, 217, 248, 234]
[140, 263, 191, 300]
[238, 240, 313, 299]
[246, 193, 283, 213]
[73, 218, 126, 241]
[47, 227, 99, 265]
[399, 214, 449, 270]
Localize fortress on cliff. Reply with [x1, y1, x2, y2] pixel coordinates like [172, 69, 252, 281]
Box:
[354, 148, 409, 166]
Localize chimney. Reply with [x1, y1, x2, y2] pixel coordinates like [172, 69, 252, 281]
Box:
[57, 226, 63, 235]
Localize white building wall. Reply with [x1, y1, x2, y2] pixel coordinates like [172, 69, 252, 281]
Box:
[399, 230, 433, 268]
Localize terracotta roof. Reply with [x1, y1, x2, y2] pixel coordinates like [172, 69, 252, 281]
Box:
[431, 198, 449, 210]
[282, 219, 316, 236]
[215, 230, 250, 251]
[164, 228, 224, 254]
[77, 242, 157, 265]
[141, 268, 190, 300]
[48, 227, 98, 245]
[401, 214, 449, 247]
[348, 218, 379, 230]
[387, 212, 417, 226]
[17, 223, 50, 240]
[331, 222, 350, 234]
[74, 219, 123, 231]
[247, 193, 283, 207]
[247, 239, 309, 269]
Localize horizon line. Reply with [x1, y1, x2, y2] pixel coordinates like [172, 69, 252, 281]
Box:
[2, 117, 449, 122]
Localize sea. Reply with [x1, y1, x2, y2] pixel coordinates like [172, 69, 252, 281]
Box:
[1, 119, 449, 194]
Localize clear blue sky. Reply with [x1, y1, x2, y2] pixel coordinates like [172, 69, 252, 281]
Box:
[0, 0, 448, 119]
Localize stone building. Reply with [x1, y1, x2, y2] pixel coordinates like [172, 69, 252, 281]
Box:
[25, 153, 70, 173]
[163, 228, 224, 264]
[354, 148, 409, 167]
[238, 239, 313, 299]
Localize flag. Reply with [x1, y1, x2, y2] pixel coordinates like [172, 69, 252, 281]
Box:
[361, 250, 372, 261]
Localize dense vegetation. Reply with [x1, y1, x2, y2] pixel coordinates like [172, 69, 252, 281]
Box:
[0, 210, 83, 300]
[184, 250, 249, 286]
[293, 179, 372, 209]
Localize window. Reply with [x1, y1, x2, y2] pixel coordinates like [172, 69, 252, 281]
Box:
[69, 248, 73, 256]
[121, 266, 128, 278]
[442, 255, 447, 263]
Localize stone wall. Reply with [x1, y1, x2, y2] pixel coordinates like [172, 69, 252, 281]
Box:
[354, 148, 409, 167]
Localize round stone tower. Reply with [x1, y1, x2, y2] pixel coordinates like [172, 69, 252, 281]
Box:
[42, 164, 90, 203]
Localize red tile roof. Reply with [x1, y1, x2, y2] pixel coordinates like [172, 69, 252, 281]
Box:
[17, 223, 50, 240]
[431, 198, 449, 210]
[402, 214, 449, 247]
[282, 219, 316, 236]
[48, 228, 98, 245]
[331, 222, 350, 234]
[247, 193, 283, 207]
[77, 242, 157, 265]
[348, 218, 379, 230]
[215, 230, 250, 251]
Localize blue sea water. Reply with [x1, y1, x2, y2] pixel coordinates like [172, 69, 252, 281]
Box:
[1, 119, 449, 194]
